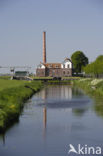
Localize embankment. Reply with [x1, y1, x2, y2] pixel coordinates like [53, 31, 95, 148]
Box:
[73, 78, 103, 118]
[0, 80, 42, 132]
[73, 78, 103, 96]
[46, 80, 73, 85]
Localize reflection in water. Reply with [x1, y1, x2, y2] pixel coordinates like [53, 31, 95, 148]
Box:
[72, 87, 84, 96]
[38, 86, 73, 100]
[94, 97, 103, 117]
[41, 86, 89, 137]
[0, 133, 6, 146]
[0, 85, 103, 156]
[43, 107, 47, 137]
[40, 86, 73, 137]
[2, 133, 5, 146]
[39, 86, 90, 137]
[73, 108, 87, 116]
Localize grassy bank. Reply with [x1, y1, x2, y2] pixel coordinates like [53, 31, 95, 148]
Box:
[73, 78, 103, 96]
[47, 80, 73, 85]
[0, 79, 42, 132]
[73, 78, 103, 118]
[0, 76, 11, 80]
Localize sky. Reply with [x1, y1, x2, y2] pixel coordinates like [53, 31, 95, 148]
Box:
[0, 0, 103, 73]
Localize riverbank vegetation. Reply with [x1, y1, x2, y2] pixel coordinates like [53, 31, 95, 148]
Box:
[47, 80, 72, 85]
[83, 55, 103, 78]
[0, 76, 11, 80]
[74, 78, 103, 96]
[0, 79, 42, 132]
[74, 78, 103, 117]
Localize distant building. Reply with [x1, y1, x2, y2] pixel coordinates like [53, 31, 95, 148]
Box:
[36, 32, 72, 77]
[13, 71, 31, 80]
[14, 71, 29, 77]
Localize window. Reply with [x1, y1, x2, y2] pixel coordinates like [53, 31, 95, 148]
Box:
[67, 64, 69, 68]
[63, 71, 65, 75]
[49, 64, 52, 68]
[55, 65, 59, 68]
[52, 70, 55, 76]
[63, 64, 65, 68]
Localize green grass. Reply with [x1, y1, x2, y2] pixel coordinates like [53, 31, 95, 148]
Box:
[47, 80, 73, 85]
[0, 79, 27, 91]
[62, 77, 80, 79]
[73, 78, 103, 96]
[34, 77, 53, 79]
[0, 76, 11, 80]
[0, 79, 42, 132]
[34, 77, 80, 80]
[73, 78, 103, 118]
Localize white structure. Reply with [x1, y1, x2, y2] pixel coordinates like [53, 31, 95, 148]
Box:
[61, 58, 72, 69]
[36, 58, 73, 77]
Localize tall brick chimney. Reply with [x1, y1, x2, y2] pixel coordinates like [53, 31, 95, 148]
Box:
[43, 31, 46, 63]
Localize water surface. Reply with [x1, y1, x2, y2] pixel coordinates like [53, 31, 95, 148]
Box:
[0, 85, 103, 156]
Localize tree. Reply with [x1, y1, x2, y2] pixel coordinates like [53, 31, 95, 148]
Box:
[71, 51, 88, 74]
[84, 55, 103, 77]
[96, 55, 103, 62]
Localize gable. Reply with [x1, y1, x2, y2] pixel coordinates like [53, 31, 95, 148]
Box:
[37, 63, 45, 69]
[61, 58, 72, 69]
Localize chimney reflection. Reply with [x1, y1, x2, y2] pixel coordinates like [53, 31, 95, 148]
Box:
[42, 89, 47, 137]
[43, 107, 47, 137]
[38, 89, 47, 100]
[43, 107, 47, 129]
[40, 86, 72, 137]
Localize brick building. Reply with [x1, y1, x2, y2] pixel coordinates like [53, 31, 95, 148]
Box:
[36, 32, 72, 77]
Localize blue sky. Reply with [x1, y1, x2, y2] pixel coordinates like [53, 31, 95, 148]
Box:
[0, 0, 103, 72]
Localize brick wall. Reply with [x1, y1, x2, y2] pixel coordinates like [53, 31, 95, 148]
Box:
[36, 69, 46, 77]
[36, 68, 72, 77]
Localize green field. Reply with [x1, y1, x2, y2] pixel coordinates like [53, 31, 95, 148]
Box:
[0, 79, 42, 132]
[34, 77, 53, 79]
[0, 79, 27, 91]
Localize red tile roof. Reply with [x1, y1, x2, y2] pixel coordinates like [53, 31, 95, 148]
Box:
[43, 63, 61, 68]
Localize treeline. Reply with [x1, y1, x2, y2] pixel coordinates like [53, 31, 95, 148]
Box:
[71, 51, 103, 78]
[83, 55, 103, 78]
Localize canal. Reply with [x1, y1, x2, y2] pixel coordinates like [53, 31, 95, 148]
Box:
[0, 85, 103, 156]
